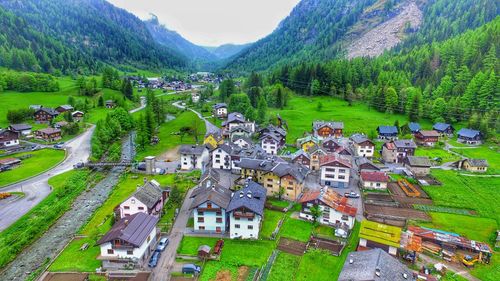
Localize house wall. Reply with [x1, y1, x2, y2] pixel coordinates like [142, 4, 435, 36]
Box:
[261, 139, 278, 155]
[360, 180, 387, 190]
[99, 227, 157, 267]
[300, 202, 354, 229]
[353, 143, 374, 157]
[463, 162, 487, 173]
[281, 174, 302, 201]
[382, 147, 397, 163]
[0, 139, 19, 148]
[204, 135, 220, 148]
[120, 196, 148, 218]
[181, 154, 195, 170]
[229, 212, 261, 239]
[293, 155, 310, 167]
[212, 149, 231, 170]
[320, 165, 350, 188]
[193, 202, 227, 233]
[301, 141, 316, 152]
[215, 108, 227, 117]
[228, 122, 255, 133]
[406, 165, 430, 176]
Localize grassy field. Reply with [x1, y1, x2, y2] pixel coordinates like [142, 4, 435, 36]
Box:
[280, 217, 313, 242]
[0, 170, 97, 269]
[451, 144, 500, 174]
[0, 149, 65, 187]
[260, 209, 285, 239]
[49, 172, 190, 272]
[471, 253, 500, 281]
[267, 198, 290, 208]
[269, 95, 433, 143]
[414, 147, 460, 164]
[135, 110, 206, 161]
[268, 252, 301, 281]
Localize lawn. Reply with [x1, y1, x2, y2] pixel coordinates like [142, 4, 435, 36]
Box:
[135, 110, 206, 160]
[451, 144, 500, 174]
[295, 222, 360, 281]
[280, 217, 313, 242]
[269, 95, 432, 143]
[268, 252, 301, 281]
[0, 170, 96, 269]
[313, 225, 336, 239]
[414, 147, 460, 164]
[260, 209, 285, 239]
[267, 198, 290, 208]
[471, 252, 500, 281]
[417, 213, 497, 243]
[0, 149, 65, 187]
[49, 172, 182, 272]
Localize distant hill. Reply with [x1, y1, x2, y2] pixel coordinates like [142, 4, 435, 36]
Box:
[0, 0, 187, 72]
[204, 43, 252, 60]
[224, 0, 499, 73]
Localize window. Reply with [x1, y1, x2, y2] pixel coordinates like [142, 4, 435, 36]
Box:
[287, 187, 293, 190]
[215, 154, 220, 158]
[235, 217, 240, 220]
[216, 211, 222, 216]
[376, 183, 381, 187]
[248, 217, 253, 222]
[267, 184, 273, 188]
[198, 217, 204, 223]
[198, 211, 204, 215]
[207, 203, 212, 208]
[147, 235, 151, 243]
[216, 218, 222, 223]
[267, 178, 273, 182]
[288, 181, 293, 185]
[341, 215, 349, 221]
[199, 226, 205, 230]
[338, 175, 345, 179]
[235, 224, 240, 229]
[138, 207, 144, 210]
[127, 250, 133, 255]
[131, 199, 135, 204]
[216, 159, 220, 163]
[124, 206, 130, 210]
[107, 249, 114, 254]
[248, 225, 253, 230]
[339, 169, 346, 173]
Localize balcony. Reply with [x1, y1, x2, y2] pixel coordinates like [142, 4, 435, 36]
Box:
[112, 242, 135, 250]
[233, 211, 255, 219]
[197, 207, 222, 212]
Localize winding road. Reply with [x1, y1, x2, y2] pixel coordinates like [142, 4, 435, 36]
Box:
[172, 100, 220, 134]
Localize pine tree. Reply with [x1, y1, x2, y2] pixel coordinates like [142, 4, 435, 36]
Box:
[257, 95, 268, 124]
[384, 87, 398, 113]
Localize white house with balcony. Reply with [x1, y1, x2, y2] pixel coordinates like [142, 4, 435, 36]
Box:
[180, 145, 209, 170]
[190, 182, 232, 233]
[319, 155, 352, 188]
[119, 180, 164, 219]
[227, 181, 267, 239]
[211, 144, 232, 170]
[97, 213, 158, 269]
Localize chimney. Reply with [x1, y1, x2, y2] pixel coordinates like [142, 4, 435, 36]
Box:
[375, 267, 381, 277]
[124, 219, 129, 226]
[349, 256, 354, 264]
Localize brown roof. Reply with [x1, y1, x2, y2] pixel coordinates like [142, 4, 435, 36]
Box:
[299, 190, 357, 217]
[418, 130, 440, 137]
[360, 171, 389, 183]
[37, 128, 61, 134]
[319, 155, 351, 168]
[97, 213, 158, 247]
[0, 158, 21, 165]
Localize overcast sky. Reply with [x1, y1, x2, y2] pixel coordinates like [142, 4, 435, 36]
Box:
[108, 0, 300, 46]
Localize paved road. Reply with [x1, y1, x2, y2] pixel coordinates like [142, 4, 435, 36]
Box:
[129, 96, 147, 114]
[150, 188, 195, 281]
[172, 101, 220, 134]
[0, 126, 95, 231]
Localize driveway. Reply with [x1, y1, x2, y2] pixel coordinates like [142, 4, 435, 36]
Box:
[150, 188, 195, 281]
[0, 126, 95, 231]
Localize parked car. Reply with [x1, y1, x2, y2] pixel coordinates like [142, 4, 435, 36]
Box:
[182, 264, 201, 275]
[148, 251, 161, 268]
[158, 168, 166, 175]
[54, 144, 64, 149]
[137, 162, 146, 171]
[344, 191, 360, 198]
[73, 162, 85, 169]
[156, 237, 169, 252]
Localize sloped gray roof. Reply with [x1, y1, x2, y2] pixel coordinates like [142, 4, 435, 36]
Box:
[180, 145, 207, 155]
[292, 150, 310, 161]
[339, 248, 414, 281]
[313, 121, 344, 130]
[457, 128, 481, 139]
[433, 123, 453, 132]
[260, 132, 282, 142]
[97, 213, 158, 247]
[465, 159, 488, 167]
[213, 103, 227, 109]
[190, 184, 232, 210]
[132, 180, 163, 209]
[36, 107, 59, 116]
[350, 134, 374, 145]
[405, 156, 431, 167]
[227, 181, 267, 216]
[408, 122, 421, 132]
[377, 126, 398, 135]
[9, 124, 32, 131]
[222, 112, 246, 126]
[271, 162, 309, 182]
[356, 158, 380, 171]
[260, 124, 287, 137]
[394, 139, 417, 149]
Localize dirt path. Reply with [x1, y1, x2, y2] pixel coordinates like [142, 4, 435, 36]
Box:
[159, 146, 181, 162]
[417, 254, 481, 281]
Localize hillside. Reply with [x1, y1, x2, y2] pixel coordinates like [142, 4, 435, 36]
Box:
[0, 0, 186, 72]
[204, 43, 252, 60]
[224, 0, 499, 73]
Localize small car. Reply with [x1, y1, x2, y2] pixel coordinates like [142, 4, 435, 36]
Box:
[158, 168, 166, 175]
[344, 191, 360, 198]
[148, 251, 161, 268]
[182, 264, 201, 275]
[54, 144, 64, 149]
[156, 237, 169, 252]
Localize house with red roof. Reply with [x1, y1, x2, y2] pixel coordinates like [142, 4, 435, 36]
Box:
[299, 189, 357, 230]
[359, 171, 390, 190]
[319, 155, 352, 188]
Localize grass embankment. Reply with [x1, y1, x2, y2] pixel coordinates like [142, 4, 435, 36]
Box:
[414, 146, 460, 164]
[451, 143, 500, 174]
[49, 172, 198, 272]
[269, 95, 433, 143]
[260, 209, 285, 239]
[0, 170, 98, 268]
[135, 110, 206, 161]
[0, 149, 65, 187]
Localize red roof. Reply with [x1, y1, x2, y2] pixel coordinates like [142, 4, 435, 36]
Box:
[383, 142, 396, 150]
[299, 190, 357, 217]
[360, 171, 389, 183]
[319, 154, 351, 168]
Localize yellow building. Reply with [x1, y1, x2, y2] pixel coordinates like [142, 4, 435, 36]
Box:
[204, 133, 223, 149]
[296, 135, 320, 152]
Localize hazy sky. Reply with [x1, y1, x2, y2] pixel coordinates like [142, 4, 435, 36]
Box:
[108, 0, 300, 46]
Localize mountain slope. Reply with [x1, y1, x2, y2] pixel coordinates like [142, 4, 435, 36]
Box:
[145, 15, 217, 63]
[204, 43, 252, 60]
[0, 0, 186, 71]
[224, 0, 499, 73]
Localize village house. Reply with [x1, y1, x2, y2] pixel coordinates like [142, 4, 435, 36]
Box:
[97, 213, 158, 269]
[260, 133, 282, 155]
[377, 126, 398, 140]
[71, 111, 85, 122]
[381, 139, 417, 164]
[414, 130, 439, 147]
[0, 129, 20, 149]
[34, 107, 59, 123]
[296, 135, 320, 152]
[211, 144, 233, 170]
[105, 100, 116, 109]
[358, 220, 402, 256]
[56, 104, 74, 113]
[321, 136, 341, 153]
[350, 134, 375, 157]
[339, 248, 415, 281]
[355, 158, 380, 172]
[319, 155, 352, 188]
[457, 128, 483, 145]
[308, 145, 327, 171]
[404, 156, 432, 176]
[433, 123, 454, 136]
[261, 162, 308, 201]
[233, 136, 253, 149]
[359, 171, 389, 190]
[259, 125, 287, 143]
[191, 92, 200, 103]
[222, 112, 255, 136]
[228, 145, 268, 174]
[190, 182, 232, 233]
[35, 128, 62, 142]
[229, 126, 252, 141]
[179, 145, 209, 170]
[227, 180, 267, 239]
[299, 189, 357, 230]
[199, 168, 220, 188]
[312, 121, 344, 139]
[29, 105, 43, 110]
[407, 122, 421, 134]
[119, 180, 165, 219]
[213, 103, 228, 118]
[8, 124, 32, 137]
[291, 150, 311, 167]
[0, 157, 21, 170]
[54, 121, 69, 129]
[203, 132, 223, 150]
[460, 159, 489, 173]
